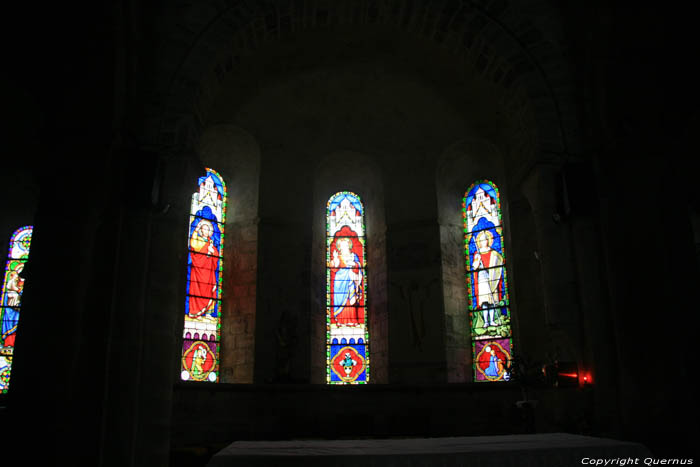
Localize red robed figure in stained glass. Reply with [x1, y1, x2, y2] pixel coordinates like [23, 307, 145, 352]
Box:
[188, 218, 219, 318]
[326, 191, 369, 384]
[329, 226, 364, 326]
[182, 169, 226, 383]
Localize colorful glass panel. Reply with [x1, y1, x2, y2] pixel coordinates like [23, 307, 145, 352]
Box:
[473, 338, 512, 382]
[463, 181, 512, 382]
[0, 226, 33, 393]
[326, 191, 369, 384]
[181, 169, 226, 383]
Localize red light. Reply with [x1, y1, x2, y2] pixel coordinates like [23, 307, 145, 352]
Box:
[559, 372, 578, 378]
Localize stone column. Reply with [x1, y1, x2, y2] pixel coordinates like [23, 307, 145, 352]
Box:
[563, 161, 620, 433]
[521, 164, 582, 363]
[98, 149, 189, 467]
[9, 156, 127, 465]
[132, 152, 195, 465]
[386, 220, 446, 383]
[595, 144, 696, 449]
[522, 161, 624, 434]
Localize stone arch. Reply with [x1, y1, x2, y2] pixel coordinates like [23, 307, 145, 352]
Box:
[436, 137, 520, 382]
[191, 124, 261, 383]
[311, 150, 387, 383]
[150, 0, 580, 172]
[148, 0, 581, 387]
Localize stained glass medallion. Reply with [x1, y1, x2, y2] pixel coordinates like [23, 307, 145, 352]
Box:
[326, 191, 369, 384]
[463, 181, 512, 382]
[473, 338, 512, 382]
[0, 226, 33, 393]
[181, 169, 226, 383]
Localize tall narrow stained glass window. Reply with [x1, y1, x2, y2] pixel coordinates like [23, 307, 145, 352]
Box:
[0, 226, 33, 393]
[326, 191, 369, 384]
[181, 169, 227, 383]
[463, 181, 512, 382]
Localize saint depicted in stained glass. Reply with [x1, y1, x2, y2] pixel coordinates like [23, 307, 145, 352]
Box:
[463, 181, 512, 381]
[187, 211, 221, 319]
[330, 235, 364, 326]
[326, 192, 369, 384]
[0, 226, 33, 393]
[181, 169, 226, 383]
[474, 339, 512, 382]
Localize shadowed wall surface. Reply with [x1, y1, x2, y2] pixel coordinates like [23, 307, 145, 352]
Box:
[0, 1, 697, 466]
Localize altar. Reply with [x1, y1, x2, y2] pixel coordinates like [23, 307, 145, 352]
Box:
[207, 433, 650, 467]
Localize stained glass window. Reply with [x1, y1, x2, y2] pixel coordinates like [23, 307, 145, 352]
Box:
[463, 181, 512, 382]
[0, 226, 33, 393]
[181, 169, 227, 383]
[326, 191, 369, 384]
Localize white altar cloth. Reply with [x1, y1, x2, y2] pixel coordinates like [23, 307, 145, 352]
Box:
[208, 432, 650, 466]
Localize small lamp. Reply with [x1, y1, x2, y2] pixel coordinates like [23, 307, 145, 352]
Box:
[542, 361, 579, 388]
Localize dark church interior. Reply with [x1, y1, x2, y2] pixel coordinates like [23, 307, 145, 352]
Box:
[1, 1, 698, 465]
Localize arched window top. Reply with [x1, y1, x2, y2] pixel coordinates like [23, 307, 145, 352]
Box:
[1, 225, 34, 394]
[191, 168, 227, 223]
[327, 191, 364, 212]
[326, 190, 369, 384]
[181, 168, 227, 383]
[462, 180, 512, 382]
[9, 226, 33, 254]
[463, 180, 502, 231]
[327, 191, 364, 237]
